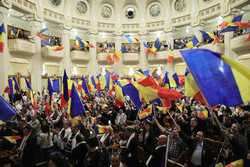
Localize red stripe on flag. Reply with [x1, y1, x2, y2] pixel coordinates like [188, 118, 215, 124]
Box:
[0, 42, 3, 53]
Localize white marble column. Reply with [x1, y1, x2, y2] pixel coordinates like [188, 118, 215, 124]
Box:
[88, 33, 98, 76]
[60, 29, 72, 75]
[165, 32, 174, 50]
[113, 34, 123, 75]
[224, 32, 238, 58]
[0, 6, 10, 93]
[139, 34, 148, 70]
[191, 0, 201, 27]
[30, 21, 43, 92]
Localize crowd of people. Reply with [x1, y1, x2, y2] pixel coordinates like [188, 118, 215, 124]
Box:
[97, 42, 116, 53]
[121, 43, 140, 53]
[0, 86, 250, 167]
[7, 25, 32, 41]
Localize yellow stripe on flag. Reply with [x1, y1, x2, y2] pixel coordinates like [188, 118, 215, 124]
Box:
[184, 73, 199, 97]
[115, 85, 124, 102]
[133, 83, 158, 103]
[156, 106, 169, 114]
[100, 76, 106, 90]
[138, 105, 152, 120]
[222, 55, 250, 103]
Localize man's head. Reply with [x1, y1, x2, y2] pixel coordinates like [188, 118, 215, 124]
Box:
[190, 118, 198, 127]
[157, 135, 167, 146]
[231, 123, 239, 135]
[195, 131, 204, 143]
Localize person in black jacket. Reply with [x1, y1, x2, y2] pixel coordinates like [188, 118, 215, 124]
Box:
[146, 135, 167, 167]
[188, 131, 213, 167]
[71, 135, 88, 167]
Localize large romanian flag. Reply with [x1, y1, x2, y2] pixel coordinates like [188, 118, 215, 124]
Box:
[181, 49, 250, 106]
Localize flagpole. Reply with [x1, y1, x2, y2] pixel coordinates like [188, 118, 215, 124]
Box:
[164, 134, 170, 167]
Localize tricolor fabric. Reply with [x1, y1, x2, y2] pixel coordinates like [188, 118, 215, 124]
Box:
[0, 95, 16, 120]
[172, 73, 180, 88]
[186, 36, 199, 48]
[8, 78, 14, 100]
[138, 105, 153, 120]
[25, 78, 32, 90]
[90, 75, 97, 90]
[82, 76, 90, 96]
[154, 38, 161, 50]
[48, 78, 54, 97]
[162, 71, 170, 88]
[0, 23, 5, 53]
[181, 49, 250, 106]
[70, 84, 85, 118]
[200, 30, 213, 42]
[13, 77, 20, 91]
[122, 83, 142, 110]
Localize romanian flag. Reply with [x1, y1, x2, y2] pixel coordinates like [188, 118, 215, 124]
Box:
[154, 38, 161, 50]
[122, 83, 142, 110]
[172, 73, 180, 88]
[133, 82, 158, 104]
[4, 136, 22, 144]
[113, 51, 122, 63]
[82, 76, 90, 96]
[186, 36, 199, 48]
[184, 69, 206, 105]
[0, 23, 5, 53]
[138, 105, 153, 120]
[162, 71, 170, 88]
[138, 76, 160, 89]
[25, 78, 32, 90]
[197, 106, 208, 120]
[156, 106, 169, 114]
[25, 78, 35, 105]
[48, 78, 54, 97]
[90, 75, 97, 90]
[114, 84, 124, 108]
[96, 125, 111, 134]
[225, 159, 243, 167]
[181, 49, 250, 106]
[8, 78, 14, 99]
[200, 30, 213, 42]
[13, 77, 20, 91]
[0, 95, 16, 120]
[70, 84, 85, 118]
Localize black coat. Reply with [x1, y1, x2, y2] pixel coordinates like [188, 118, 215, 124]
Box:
[22, 135, 39, 167]
[71, 141, 88, 167]
[146, 145, 166, 167]
[188, 140, 213, 167]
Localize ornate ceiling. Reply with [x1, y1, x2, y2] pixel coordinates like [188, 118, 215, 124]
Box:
[0, 0, 249, 34]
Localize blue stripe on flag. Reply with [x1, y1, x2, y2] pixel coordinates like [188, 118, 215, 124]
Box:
[180, 49, 243, 106]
